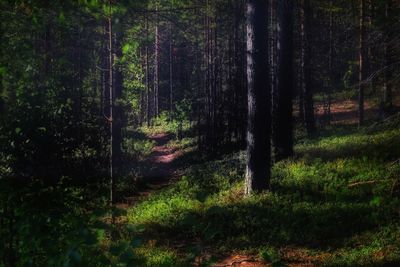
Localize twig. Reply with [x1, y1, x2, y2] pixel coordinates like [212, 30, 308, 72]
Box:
[348, 179, 394, 188]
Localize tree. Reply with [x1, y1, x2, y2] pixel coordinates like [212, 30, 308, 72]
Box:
[169, 22, 174, 115]
[108, 1, 115, 205]
[273, 0, 294, 161]
[154, 4, 160, 118]
[245, 0, 270, 195]
[300, 0, 316, 136]
[358, 0, 366, 126]
[382, 0, 394, 116]
[145, 14, 151, 126]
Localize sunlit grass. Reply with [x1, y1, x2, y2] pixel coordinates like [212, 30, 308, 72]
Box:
[134, 246, 185, 267]
[126, 124, 400, 265]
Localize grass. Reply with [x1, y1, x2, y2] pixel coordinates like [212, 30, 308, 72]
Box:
[139, 112, 192, 138]
[124, 121, 400, 266]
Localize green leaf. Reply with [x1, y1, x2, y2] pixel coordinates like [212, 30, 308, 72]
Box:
[15, 128, 21, 134]
[122, 43, 131, 54]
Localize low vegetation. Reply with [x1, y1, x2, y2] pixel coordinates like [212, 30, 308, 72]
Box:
[126, 123, 400, 266]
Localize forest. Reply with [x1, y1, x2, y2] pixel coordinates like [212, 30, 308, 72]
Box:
[0, 0, 400, 266]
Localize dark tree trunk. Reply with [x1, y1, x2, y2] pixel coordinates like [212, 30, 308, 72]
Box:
[154, 7, 160, 118]
[113, 31, 123, 183]
[382, 0, 394, 115]
[145, 15, 151, 126]
[358, 0, 366, 126]
[273, 0, 294, 161]
[0, 14, 3, 114]
[300, 0, 316, 136]
[169, 22, 174, 115]
[270, 0, 277, 119]
[102, 23, 109, 120]
[108, 7, 115, 206]
[245, 0, 271, 195]
[327, 0, 334, 125]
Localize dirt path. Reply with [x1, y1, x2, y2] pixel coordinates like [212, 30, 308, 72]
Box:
[120, 133, 182, 207]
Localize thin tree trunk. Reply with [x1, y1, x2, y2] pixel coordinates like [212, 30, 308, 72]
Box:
[382, 0, 393, 115]
[273, 0, 294, 161]
[358, 0, 366, 126]
[245, 0, 270, 195]
[300, 0, 316, 136]
[113, 29, 123, 187]
[169, 22, 173, 115]
[145, 15, 150, 126]
[154, 6, 159, 118]
[327, 0, 334, 125]
[108, 2, 114, 206]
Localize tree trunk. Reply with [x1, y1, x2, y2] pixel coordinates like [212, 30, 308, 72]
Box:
[273, 0, 294, 161]
[145, 15, 151, 126]
[245, 0, 270, 195]
[327, 0, 334, 125]
[358, 0, 366, 126]
[108, 4, 115, 206]
[382, 0, 393, 115]
[300, 0, 316, 136]
[113, 30, 123, 189]
[169, 22, 174, 115]
[154, 6, 160, 118]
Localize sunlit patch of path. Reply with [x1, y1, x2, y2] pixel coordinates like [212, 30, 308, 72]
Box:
[118, 133, 183, 208]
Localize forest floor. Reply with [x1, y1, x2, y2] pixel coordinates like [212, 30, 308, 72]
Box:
[118, 133, 184, 209]
[119, 100, 400, 267]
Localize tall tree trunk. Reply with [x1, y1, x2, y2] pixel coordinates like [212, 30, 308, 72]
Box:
[113, 30, 123, 189]
[273, 0, 294, 161]
[270, 0, 277, 121]
[358, 0, 366, 126]
[382, 0, 393, 115]
[211, 11, 218, 151]
[169, 22, 174, 115]
[154, 6, 160, 118]
[205, 0, 212, 151]
[108, 3, 115, 206]
[0, 14, 3, 114]
[300, 0, 316, 136]
[245, 0, 270, 195]
[145, 15, 151, 126]
[327, 0, 334, 125]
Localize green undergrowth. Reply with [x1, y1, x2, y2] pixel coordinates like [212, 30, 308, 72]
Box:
[166, 137, 195, 151]
[139, 112, 191, 138]
[126, 124, 400, 266]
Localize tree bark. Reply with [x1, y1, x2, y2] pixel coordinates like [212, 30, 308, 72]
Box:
[145, 15, 151, 126]
[327, 0, 334, 125]
[108, 2, 115, 206]
[169, 22, 174, 115]
[113, 29, 123, 190]
[382, 0, 393, 115]
[300, 0, 316, 136]
[245, 0, 270, 195]
[358, 0, 366, 126]
[154, 5, 160, 118]
[273, 0, 294, 161]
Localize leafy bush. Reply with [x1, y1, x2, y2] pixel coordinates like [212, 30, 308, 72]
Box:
[123, 138, 156, 160]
